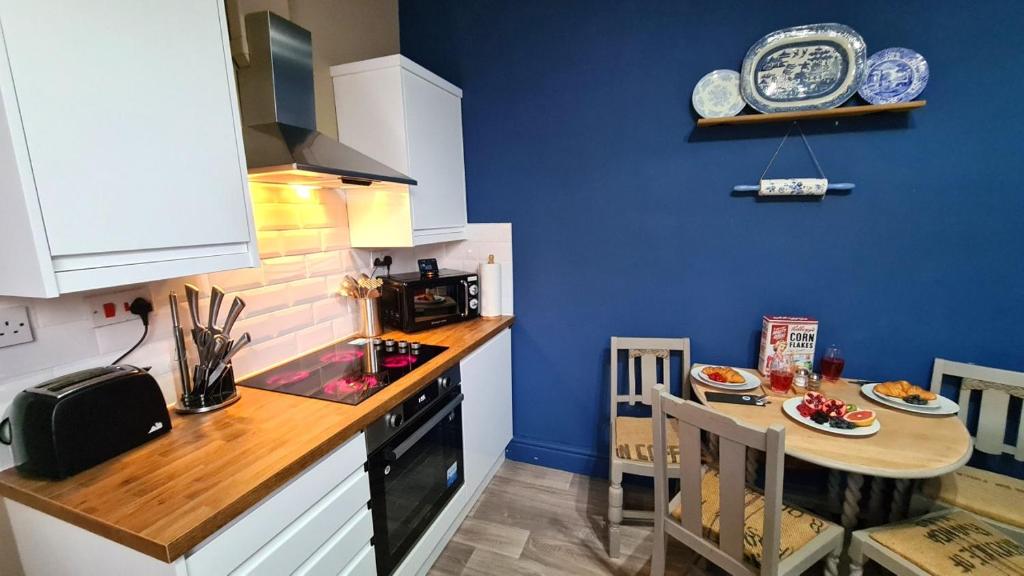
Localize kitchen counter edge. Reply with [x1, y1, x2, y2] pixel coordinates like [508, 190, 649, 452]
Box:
[0, 316, 515, 563]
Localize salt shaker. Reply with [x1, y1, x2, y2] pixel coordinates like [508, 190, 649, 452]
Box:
[793, 368, 809, 389]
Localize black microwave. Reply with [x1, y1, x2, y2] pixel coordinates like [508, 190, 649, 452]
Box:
[379, 269, 479, 332]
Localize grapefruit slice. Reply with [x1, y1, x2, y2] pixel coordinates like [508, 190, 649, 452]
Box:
[843, 410, 876, 427]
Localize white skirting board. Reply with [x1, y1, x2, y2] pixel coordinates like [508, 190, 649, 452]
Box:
[394, 454, 506, 576]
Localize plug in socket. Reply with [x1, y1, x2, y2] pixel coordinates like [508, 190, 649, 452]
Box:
[0, 306, 34, 348]
[87, 290, 151, 328]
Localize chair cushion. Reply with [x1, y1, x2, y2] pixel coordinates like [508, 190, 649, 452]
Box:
[670, 469, 835, 568]
[922, 466, 1024, 529]
[869, 510, 1024, 575]
[614, 416, 680, 464]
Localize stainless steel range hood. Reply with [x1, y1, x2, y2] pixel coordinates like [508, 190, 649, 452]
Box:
[240, 11, 415, 187]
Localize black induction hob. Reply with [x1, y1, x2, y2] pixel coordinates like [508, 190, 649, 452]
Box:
[239, 338, 448, 405]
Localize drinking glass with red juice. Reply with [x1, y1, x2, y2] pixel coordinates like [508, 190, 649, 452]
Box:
[769, 355, 794, 393]
[821, 345, 845, 381]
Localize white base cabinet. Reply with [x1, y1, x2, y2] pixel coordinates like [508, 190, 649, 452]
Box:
[4, 434, 373, 576]
[3, 329, 514, 576]
[331, 56, 467, 248]
[460, 328, 514, 494]
[0, 0, 258, 297]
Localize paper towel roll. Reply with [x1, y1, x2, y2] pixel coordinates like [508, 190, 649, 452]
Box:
[479, 257, 502, 317]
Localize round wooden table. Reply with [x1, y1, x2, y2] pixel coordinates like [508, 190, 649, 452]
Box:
[692, 371, 973, 530]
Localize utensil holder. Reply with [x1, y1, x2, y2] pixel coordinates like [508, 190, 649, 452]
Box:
[358, 296, 382, 338]
[175, 364, 239, 414]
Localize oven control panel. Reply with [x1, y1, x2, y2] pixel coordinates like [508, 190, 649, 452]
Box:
[364, 364, 462, 454]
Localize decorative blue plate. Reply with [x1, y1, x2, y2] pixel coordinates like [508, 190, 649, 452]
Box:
[740, 23, 867, 113]
[858, 47, 929, 105]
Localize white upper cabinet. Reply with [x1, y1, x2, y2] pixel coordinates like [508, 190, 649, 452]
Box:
[331, 56, 468, 247]
[0, 0, 257, 297]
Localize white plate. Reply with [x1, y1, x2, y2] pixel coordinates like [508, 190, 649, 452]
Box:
[861, 383, 960, 416]
[691, 70, 745, 118]
[691, 364, 762, 391]
[782, 397, 880, 436]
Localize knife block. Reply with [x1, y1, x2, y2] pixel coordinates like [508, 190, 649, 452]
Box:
[175, 364, 239, 414]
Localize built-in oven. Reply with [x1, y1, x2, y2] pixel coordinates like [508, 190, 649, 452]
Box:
[365, 365, 464, 575]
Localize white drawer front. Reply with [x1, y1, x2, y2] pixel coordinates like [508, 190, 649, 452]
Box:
[293, 509, 373, 576]
[230, 469, 370, 575]
[340, 544, 377, 576]
[187, 433, 367, 576]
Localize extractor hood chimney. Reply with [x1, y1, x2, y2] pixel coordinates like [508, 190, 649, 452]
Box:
[239, 11, 415, 187]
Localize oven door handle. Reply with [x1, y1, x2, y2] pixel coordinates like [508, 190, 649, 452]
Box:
[385, 393, 464, 462]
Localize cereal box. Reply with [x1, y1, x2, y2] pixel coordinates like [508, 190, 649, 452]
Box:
[758, 316, 819, 375]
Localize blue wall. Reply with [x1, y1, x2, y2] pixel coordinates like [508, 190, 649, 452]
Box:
[399, 0, 1024, 476]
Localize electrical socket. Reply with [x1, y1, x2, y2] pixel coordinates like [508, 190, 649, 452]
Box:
[86, 290, 151, 328]
[0, 306, 34, 348]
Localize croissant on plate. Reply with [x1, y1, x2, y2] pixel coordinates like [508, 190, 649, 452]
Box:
[875, 380, 937, 401]
[702, 366, 745, 384]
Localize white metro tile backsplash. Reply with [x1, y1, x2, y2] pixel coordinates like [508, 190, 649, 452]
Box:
[0, 184, 512, 469]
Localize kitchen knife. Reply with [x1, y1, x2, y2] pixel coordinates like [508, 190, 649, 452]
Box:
[220, 297, 246, 338]
[202, 335, 229, 391]
[205, 332, 251, 386]
[208, 285, 225, 333]
[169, 292, 192, 397]
[184, 283, 203, 330]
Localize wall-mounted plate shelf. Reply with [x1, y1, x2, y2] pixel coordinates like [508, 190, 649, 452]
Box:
[696, 100, 926, 127]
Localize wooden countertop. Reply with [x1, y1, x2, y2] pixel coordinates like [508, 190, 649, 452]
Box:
[691, 370, 973, 479]
[0, 316, 514, 563]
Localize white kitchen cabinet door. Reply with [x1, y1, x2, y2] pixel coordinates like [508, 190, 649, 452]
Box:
[331, 56, 467, 248]
[0, 0, 257, 297]
[460, 328, 513, 493]
[402, 69, 467, 233]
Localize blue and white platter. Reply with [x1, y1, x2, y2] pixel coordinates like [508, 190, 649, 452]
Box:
[741, 23, 867, 114]
[858, 47, 929, 105]
[692, 69, 745, 118]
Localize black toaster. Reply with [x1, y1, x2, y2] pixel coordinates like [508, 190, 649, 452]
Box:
[4, 365, 171, 479]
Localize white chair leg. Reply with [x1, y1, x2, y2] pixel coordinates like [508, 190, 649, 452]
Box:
[609, 464, 623, 559]
[651, 530, 666, 576]
[825, 546, 841, 576]
[848, 534, 866, 576]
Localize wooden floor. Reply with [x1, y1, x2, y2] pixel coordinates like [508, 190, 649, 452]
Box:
[428, 460, 702, 576]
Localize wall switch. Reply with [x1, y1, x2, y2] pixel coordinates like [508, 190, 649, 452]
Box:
[0, 306, 34, 348]
[86, 290, 150, 327]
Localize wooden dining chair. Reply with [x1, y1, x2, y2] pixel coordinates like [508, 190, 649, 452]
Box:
[849, 509, 1024, 575]
[651, 384, 844, 576]
[608, 336, 691, 558]
[912, 358, 1024, 542]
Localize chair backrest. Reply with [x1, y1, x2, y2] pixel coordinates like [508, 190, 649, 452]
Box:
[931, 358, 1024, 460]
[610, 337, 691, 414]
[652, 384, 785, 576]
